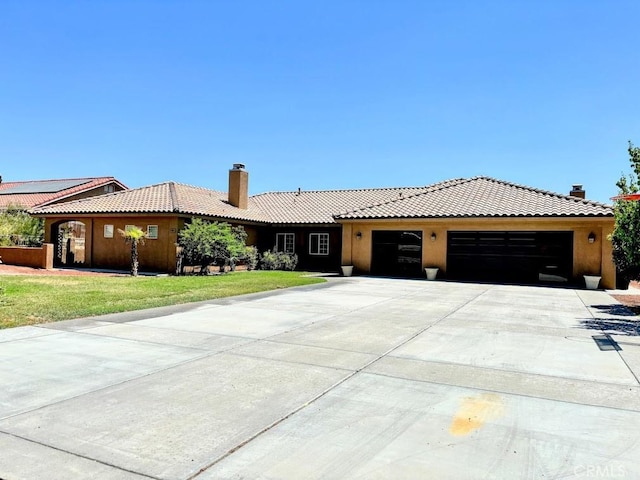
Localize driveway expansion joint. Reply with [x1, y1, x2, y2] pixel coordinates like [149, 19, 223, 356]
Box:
[188, 284, 490, 478]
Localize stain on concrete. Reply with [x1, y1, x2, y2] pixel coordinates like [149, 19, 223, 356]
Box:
[449, 393, 505, 436]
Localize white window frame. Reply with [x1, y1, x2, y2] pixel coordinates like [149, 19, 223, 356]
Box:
[104, 224, 114, 238]
[147, 225, 158, 239]
[309, 233, 329, 256]
[124, 224, 136, 232]
[276, 233, 295, 254]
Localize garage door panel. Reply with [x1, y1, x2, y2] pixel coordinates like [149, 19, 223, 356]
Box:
[447, 231, 573, 283]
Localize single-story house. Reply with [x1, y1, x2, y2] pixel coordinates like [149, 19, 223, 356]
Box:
[31, 165, 616, 288]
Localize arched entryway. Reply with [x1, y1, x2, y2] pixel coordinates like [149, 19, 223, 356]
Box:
[52, 220, 87, 267]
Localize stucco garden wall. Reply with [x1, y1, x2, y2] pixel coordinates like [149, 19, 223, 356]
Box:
[0, 244, 53, 269]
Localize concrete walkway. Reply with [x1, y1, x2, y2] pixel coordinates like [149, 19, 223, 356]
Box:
[1, 278, 639, 479]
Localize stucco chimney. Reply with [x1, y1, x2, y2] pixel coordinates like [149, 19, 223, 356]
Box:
[228, 164, 248, 209]
[570, 184, 585, 199]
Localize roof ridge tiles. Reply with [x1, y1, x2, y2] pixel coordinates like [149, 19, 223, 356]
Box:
[251, 185, 428, 197]
[472, 176, 612, 208]
[333, 177, 470, 218]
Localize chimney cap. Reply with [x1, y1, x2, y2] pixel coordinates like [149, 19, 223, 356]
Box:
[232, 163, 246, 170]
[571, 184, 584, 191]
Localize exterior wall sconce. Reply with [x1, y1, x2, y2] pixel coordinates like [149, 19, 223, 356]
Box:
[431, 232, 437, 242]
[356, 231, 362, 239]
[588, 232, 596, 244]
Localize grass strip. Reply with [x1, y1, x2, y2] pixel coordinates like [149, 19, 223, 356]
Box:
[0, 271, 325, 329]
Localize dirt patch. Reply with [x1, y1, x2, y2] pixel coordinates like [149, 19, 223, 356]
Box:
[611, 295, 640, 315]
[609, 281, 640, 315]
[0, 264, 127, 277]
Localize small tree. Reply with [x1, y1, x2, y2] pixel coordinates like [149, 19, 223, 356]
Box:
[611, 141, 640, 285]
[118, 226, 147, 276]
[178, 219, 248, 274]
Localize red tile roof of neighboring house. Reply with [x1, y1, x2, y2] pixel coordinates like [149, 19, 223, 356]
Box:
[611, 193, 640, 201]
[0, 177, 127, 210]
[31, 176, 613, 223]
[334, 177, 613, 219]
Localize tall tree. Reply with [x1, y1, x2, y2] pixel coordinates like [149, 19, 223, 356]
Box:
[611, 141, 640, 286]
[118, 226, 147, 276]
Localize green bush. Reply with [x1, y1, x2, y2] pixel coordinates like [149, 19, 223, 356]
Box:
[278, 251, 298, 271]
[244, 246, 259, 271]
[259, 250, 298, 271]
[612, 141, 640, 284]
[178, 219, 248, 274]
[0, 205, 44, 246]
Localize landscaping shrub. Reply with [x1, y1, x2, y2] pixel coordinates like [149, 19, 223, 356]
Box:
[259, 250, 298, 271]
[0, 205, 44, 246]
[244, 246, 259, 271]
[178, 219, 248, 274]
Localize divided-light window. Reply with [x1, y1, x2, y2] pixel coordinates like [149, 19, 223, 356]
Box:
[276, 233, 295, 254]
[147, 225, 158, 239]
[309, 233, 329, 255]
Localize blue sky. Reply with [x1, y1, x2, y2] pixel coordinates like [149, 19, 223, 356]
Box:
[1, 1, 638, 204]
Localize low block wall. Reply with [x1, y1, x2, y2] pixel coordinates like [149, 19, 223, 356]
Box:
[0, 244, 54, 269]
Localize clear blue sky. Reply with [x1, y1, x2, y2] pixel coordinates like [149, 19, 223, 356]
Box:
[1, 1, 638, 204]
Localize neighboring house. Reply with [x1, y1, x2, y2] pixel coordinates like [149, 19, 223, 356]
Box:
[31, 165, 616, 288]
[1, 176, 127, 261]
[0, 177, 127, 211]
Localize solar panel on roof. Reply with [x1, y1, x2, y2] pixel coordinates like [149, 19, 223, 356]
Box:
[0, 179, 92, 195]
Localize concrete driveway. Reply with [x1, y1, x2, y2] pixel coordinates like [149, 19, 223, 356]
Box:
[1, 277, 639, 479]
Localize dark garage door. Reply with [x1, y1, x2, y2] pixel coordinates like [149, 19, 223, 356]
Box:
[371, 230, 423, 277]
[447, 231, 573, 283]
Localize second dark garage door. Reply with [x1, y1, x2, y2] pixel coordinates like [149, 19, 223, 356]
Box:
[447, 231, 573, 283]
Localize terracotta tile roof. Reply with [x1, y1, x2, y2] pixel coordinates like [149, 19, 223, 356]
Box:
[31, 176, 613, 223]
[252, 185, 445, 225]
[0, 177, 126, 210]
[31, 182, 271, 223]
[334, 177, 613, 219]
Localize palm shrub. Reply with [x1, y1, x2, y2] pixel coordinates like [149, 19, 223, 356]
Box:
[118, 226, 147, 276]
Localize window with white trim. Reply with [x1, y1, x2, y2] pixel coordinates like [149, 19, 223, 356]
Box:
[104, 224, 114, 238]
[147, 225, 158, 239]
[309, 233, 329, 255]
[124, 224, 136, 232]
[276, 233, 295, 254]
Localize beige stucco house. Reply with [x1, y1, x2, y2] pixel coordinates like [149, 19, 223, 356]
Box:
[31, 165, 616, 288]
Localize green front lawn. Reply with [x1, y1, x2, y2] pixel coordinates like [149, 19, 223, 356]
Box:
[0, 271, 325, 329]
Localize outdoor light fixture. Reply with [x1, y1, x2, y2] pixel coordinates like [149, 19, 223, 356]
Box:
[431, 232, 437, 242]
[588, 232, 596, 244]
[356, 231, 362, 239]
